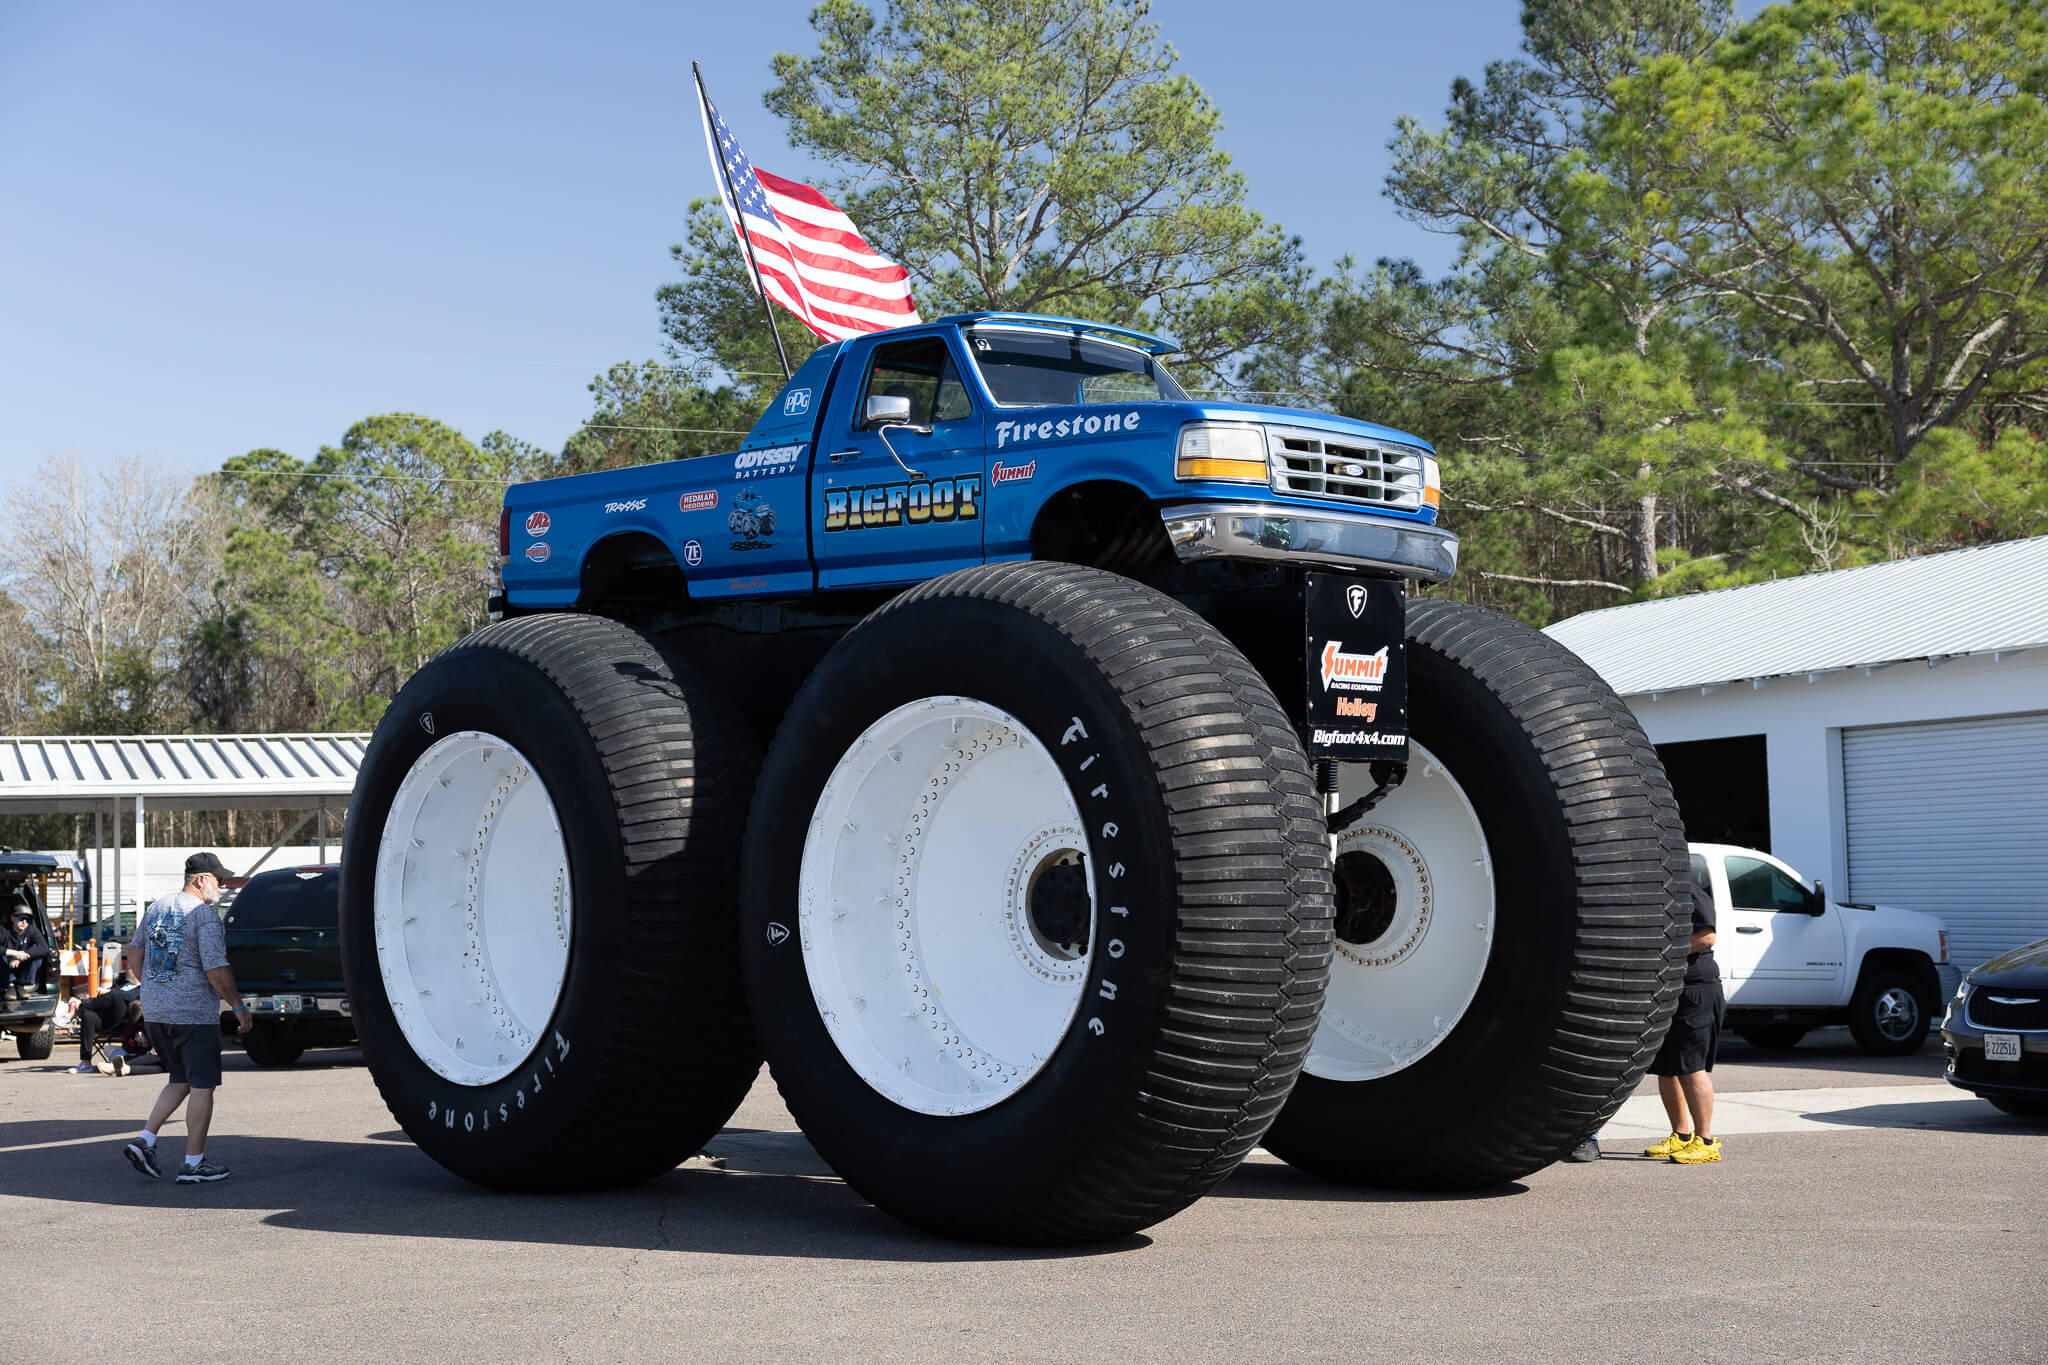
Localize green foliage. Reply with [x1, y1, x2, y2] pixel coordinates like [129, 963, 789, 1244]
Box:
[216, 415, 517, 728]
[554, 361, 761, 474]
[664, 0, 1309, 384]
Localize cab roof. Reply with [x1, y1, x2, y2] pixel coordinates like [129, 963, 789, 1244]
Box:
[933, 312, 1180, 355]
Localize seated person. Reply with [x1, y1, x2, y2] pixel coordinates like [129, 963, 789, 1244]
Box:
[70, 989, 144, 1076]
[3, 903, 49, 1001]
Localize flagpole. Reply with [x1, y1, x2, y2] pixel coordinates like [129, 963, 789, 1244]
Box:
[693, 62, 791, 380]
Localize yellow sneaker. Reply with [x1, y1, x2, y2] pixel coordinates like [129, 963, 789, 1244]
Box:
[1671, 1136, 1722, 1164]
[1642, 1132, 1693, 1158]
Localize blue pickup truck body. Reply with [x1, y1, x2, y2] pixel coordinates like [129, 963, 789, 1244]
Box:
[499, 312, 1459, 611]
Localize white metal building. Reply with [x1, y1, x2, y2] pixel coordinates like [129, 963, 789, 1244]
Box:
[1547, 536, 2048, 973]
[0, 733, 370, 921]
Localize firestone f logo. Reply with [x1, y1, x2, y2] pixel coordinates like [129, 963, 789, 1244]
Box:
[1346, 583, 1367, 618]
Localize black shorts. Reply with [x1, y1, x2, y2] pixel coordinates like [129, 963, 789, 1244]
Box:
[146, 1022, 224, 1089]
[1649, 980, 1725, 1076]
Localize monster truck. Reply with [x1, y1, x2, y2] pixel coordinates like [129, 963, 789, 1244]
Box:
[340, 312, 1687, 1242]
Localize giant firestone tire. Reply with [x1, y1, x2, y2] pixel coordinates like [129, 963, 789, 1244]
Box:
[339, 613, 762, 1192]
[740, 562, 1333, 1243]
[15, 1020, 55, 1061]
[1261, 598, 1688, 1188]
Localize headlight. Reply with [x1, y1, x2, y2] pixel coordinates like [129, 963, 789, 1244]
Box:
[1953, 979, 1970, 1005]
[1176, 423, 1268, 482]
[1421, 455, 1441, 510]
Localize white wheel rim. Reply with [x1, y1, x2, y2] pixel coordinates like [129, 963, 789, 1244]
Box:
[798, 697, 1094, 1116]
[1306, 738, 1495, 1082]
[373, 731, 572, 1086]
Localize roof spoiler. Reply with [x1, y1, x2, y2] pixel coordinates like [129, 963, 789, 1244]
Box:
[935, 311, 1180, 356]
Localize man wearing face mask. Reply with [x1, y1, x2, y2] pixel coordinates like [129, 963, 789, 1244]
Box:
[121, 852, 251, 1184]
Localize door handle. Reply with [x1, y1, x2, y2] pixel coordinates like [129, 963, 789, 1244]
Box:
[829, 449, 859, 463]
[1736, 925, 1763, 933]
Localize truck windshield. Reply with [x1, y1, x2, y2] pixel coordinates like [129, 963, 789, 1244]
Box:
[967, 328, 1186, 407]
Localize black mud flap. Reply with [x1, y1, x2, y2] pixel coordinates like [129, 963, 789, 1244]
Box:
[1302, 572, 1408, 764]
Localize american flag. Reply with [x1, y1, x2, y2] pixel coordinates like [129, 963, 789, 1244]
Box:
[696, 85, 919, 342]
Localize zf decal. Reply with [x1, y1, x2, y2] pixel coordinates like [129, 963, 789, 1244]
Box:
[682, 539, 703, 567]
[823, 477, 981, 531]
[524, 511, 550, 537]
[995, 410, 1140, 450]
[735, 443, 804, 479]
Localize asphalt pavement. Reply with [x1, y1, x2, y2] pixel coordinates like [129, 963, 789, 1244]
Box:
[3, 1028, 2042, 1363]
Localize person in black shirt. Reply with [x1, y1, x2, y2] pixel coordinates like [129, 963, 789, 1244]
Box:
[69, 989, 144, 1075]
[1644, 881, 1725, 1164]
[3, 904, 49, 1001]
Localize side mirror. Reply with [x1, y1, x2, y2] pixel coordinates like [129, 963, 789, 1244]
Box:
[865, 395, 913, 428]
[1809, 880, 1828, 915]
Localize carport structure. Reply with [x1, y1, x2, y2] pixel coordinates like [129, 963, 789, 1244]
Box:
[0, 733, 371, 932]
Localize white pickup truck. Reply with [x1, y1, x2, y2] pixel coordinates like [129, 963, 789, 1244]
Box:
[1690, 843, 1952, 1056]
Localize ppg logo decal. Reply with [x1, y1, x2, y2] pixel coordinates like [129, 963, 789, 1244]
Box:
[782, 388, 811, 416]
[1346, 582, 1367, 618]
[682, 539, 703, 567]
[765, 922, 791, 947]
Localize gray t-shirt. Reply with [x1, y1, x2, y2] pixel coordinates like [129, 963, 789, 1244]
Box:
[131, 891, 229, 1025]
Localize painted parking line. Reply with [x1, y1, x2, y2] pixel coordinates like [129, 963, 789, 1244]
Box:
[1600, 1084, 1998, 1139]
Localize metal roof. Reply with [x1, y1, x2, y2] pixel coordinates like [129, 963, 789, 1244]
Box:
[1545, 535, 2048, 697]
[0, 733, 371, 813]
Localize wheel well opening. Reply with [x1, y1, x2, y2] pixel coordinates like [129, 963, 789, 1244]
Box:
[1858, 948, 1939, 1000]
[1030, 481, 1175, 579]
[579, 532, 688, 612]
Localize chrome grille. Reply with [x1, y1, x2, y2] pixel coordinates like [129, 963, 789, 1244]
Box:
[1267, 426, 1426, 510]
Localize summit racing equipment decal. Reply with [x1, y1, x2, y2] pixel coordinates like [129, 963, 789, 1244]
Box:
[524, 511, 550, 537]
[823, 477, 981, 531]
[1319, 642, 1389, 691]
[990, 460, 1035, 484]
[735, 443, 804, 478]
[1303, 572, 1407, 762]
[995, 410, 1141, 449]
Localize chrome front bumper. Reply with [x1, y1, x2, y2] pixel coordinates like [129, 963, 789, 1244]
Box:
[1160, 502, 1460, 583]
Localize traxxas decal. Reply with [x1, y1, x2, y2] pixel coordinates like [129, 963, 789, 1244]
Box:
[823, 478, 982, 531]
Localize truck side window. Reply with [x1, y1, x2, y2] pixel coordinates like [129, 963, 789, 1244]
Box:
[1724, 856, 1809, 913]
[863, 338, 973, 427]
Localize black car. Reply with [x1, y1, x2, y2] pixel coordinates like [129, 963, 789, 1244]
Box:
[0, 851, 61, 1060]
[1941, 935, 2048, 1118]
[222, 864, 354, 1065]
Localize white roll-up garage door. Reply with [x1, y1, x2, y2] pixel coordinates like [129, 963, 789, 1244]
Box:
[1843, 712, 2048, 972]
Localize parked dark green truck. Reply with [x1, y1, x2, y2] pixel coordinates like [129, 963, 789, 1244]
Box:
[222, 865, 354, 1065]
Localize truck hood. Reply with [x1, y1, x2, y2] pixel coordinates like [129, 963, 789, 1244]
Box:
[1967, 935, 2048, 987]
[1843, 900, 1947, 940]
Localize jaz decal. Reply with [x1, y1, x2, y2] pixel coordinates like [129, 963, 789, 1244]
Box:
[990, 460, 1035, 485]
[782, 387, 812, 416]
[525, 542, 550, 563]
[678, 489, 719, 513]
[995, 410, 1140, 449]
[682, 539, 703, 567]
[734, 443, 804, 479]
[425, 1031, 571, 1137]
[823, 477, 981, 531]
[603, 497, 648, 514]
[524, 511, 550, 537]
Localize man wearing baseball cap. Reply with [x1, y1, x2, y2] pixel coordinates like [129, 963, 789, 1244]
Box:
[121, 852, 252, 1184]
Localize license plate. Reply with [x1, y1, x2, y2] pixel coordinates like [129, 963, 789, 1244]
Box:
[1984, 1033, 2022, 1062]
[254, 996, 302, 1015]
[1303, 572, 1407, 762]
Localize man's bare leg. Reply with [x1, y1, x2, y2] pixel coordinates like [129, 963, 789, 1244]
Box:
[183, 1088, 215, 1158]
[1657, 1074, 1693, 1135]
[1677, 1070, 1714, 1141]
[145, 1081, 190, 1137]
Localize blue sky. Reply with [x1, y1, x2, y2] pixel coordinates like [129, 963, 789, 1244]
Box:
[0, 1, 1530, 483]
